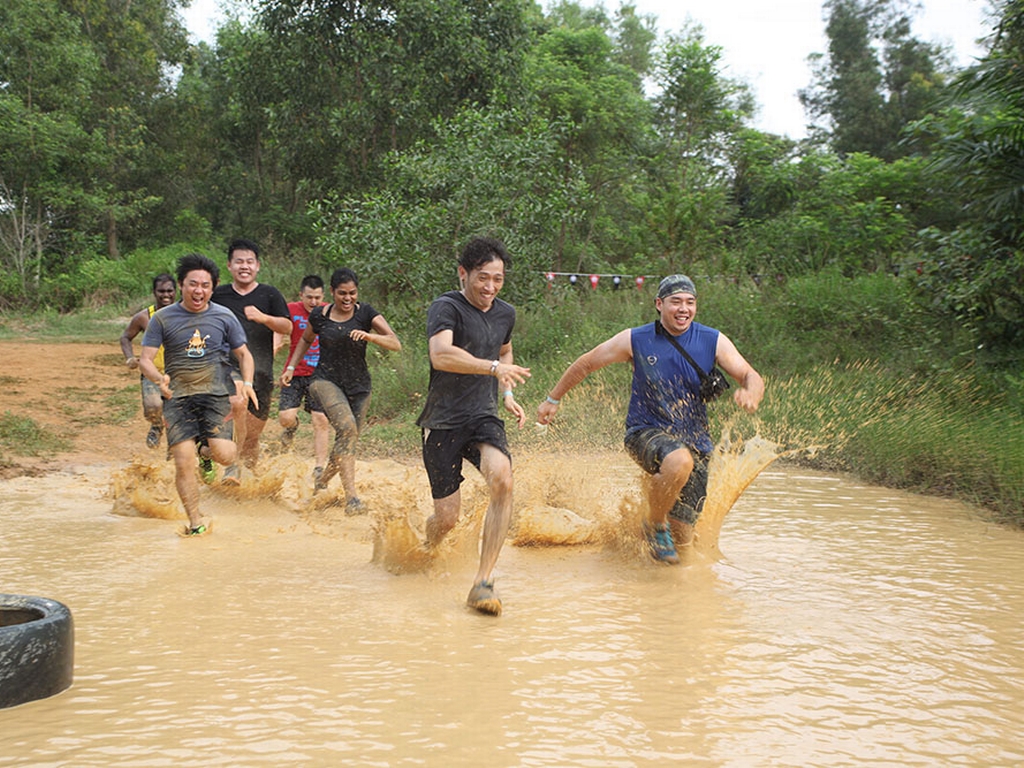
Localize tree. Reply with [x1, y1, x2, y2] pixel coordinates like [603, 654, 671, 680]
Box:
[647, 26, 753, 267]
[909, 0, 1024, 362]
[0, 0, 101, 300]
[925, 1, 1024, 235]
[800, 0, 948, 160]
[256, 0, 532, 190]
[64, 0, 191, 258]
[312, 106, 591, 303]
[523, 12, 652, 268]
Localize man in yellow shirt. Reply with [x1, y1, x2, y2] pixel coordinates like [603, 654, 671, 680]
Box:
[120, 274, 177, 448]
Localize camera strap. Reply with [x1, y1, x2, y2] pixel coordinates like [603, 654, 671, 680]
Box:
[654, 320, 711, 384]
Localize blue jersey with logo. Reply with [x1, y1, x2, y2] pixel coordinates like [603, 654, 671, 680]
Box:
[626, 321, 719, 453]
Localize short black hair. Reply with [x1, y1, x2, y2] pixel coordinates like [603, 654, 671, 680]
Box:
[330, 267, 359, 290]
[227, 238, 260, 261]
[459, 236, 510, 273]
[176, 253, 220, 287]
[152, 273, 176, 291]
[300, 274, 324, 291]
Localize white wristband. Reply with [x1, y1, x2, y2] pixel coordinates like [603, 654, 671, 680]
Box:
[286, 365, 295, 371]
[489, 359, 500, 376]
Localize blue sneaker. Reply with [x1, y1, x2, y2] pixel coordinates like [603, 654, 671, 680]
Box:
[644, 523, 680, 565]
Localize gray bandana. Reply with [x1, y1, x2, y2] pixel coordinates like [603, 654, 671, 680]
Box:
[657, 274, 697, 299]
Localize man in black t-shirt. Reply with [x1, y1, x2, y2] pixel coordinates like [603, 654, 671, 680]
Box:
[211, 238, 291, 483]
[417, 237, 531, 616]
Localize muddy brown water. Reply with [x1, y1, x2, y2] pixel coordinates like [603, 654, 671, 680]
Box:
[2, 442, 1023, 766]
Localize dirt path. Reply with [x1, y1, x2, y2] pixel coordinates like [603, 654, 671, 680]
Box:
[0, 340, 149, 476]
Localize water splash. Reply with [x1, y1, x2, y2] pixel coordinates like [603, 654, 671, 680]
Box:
[695, 432, 781, 559]
[109, 435, 785, 566]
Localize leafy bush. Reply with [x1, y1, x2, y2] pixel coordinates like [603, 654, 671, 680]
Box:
[913, 225, 1024, 367]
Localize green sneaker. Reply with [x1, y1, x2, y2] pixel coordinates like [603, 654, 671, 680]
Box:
[178, 522, 211, 538]
[196, 442, 215, 484]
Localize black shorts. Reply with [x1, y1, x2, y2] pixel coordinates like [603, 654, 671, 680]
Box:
[163, 394, 233, 447]
[230, 369, 274, 421]
[278, 375, 323, 414]
[421, 415, 511, 500]
[624, 427, 709, 525]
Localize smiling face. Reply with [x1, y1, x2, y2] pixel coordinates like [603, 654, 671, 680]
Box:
[656, 291, 697, 335]
[227, 248, 260, 289]
[331, 281, 358, 314]
[459, 257, 505, 311]
[153, 279, 176, 308]
[180, 270, 214, 313]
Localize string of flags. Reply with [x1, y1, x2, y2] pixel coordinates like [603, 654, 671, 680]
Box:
[540, 271, 762, 289]
[542, 271, 658, 290]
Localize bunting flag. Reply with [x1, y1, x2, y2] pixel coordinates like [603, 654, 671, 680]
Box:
[540, 271, 654, 290]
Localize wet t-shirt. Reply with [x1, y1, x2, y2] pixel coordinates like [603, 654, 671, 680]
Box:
[211, 283, 290, 377]
[626, 320, 719, 454]
[287, 301, 320, 377]
[416, 291, 515, 430]
[308, 302, 381, 397]
[142, 302, 245, 397]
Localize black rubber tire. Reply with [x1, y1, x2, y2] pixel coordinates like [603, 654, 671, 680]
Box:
[0, 594, 74, 708]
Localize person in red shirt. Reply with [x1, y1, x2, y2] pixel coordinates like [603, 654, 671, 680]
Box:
[275, 275, 330, 479]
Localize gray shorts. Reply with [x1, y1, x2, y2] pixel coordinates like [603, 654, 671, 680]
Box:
[163, 394, 233, 448]
[624, 428, 709, 525]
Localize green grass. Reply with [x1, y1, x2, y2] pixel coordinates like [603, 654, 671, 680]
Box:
[0, 308, 131, 342]
[0, 411, 71, 459]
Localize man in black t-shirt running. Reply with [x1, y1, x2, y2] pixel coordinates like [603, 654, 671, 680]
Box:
[416, 237, 531, 616]
[211, 238, 291, 484]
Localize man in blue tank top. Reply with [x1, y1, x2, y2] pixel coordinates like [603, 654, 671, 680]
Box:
[536, 275, 764, 564]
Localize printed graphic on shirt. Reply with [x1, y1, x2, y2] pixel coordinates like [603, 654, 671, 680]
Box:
[186, 329, 210, 358]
